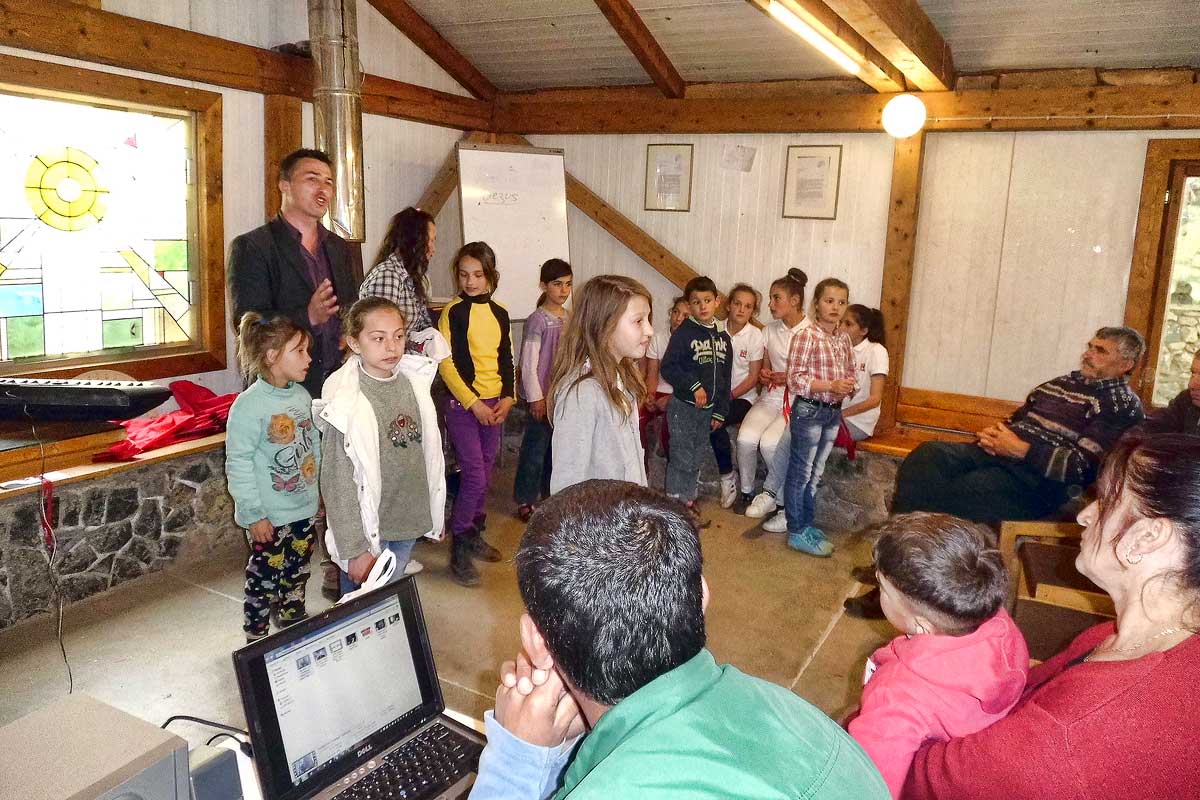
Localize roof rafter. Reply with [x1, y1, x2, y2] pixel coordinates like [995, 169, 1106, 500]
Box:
[593, 0, 686, 99]
[747, 0, 905, 93]
[822, 0, 954, 91]
[366, 0, 498, 101]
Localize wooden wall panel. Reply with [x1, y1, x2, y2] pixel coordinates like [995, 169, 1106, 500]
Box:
[528, 132, 894, 324]
[263, 95, 303, 220]
[985, 132, 1148, 398]
[904, 129, 1200, 405]
[904, 133, 1013, 397]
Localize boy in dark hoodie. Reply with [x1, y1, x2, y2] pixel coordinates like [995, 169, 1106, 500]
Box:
[660, 276, 733, 509]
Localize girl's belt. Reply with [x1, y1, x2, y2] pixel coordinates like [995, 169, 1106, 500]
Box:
[794, 395, 842, 410]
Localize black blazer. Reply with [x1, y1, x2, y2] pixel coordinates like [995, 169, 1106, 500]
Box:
[227, 215, 358, 398]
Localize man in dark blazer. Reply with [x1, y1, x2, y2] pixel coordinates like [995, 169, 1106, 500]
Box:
[228, 148, 358, 398]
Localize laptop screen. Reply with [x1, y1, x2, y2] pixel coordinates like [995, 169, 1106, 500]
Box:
[233, 578, 444, 800]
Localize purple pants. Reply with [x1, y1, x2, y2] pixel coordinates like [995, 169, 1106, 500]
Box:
[446, 397, 502, 537]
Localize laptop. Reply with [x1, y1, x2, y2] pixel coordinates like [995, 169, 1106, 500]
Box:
[233, 577, 486, 800]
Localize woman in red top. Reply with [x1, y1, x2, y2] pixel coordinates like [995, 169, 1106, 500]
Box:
[905, 432, 1200, 799]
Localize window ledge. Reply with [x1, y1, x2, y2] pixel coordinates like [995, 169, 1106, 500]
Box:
[0, 432, 226, 501]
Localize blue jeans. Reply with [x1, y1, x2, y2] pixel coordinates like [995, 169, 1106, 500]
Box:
[665, 396, 713, 501]
[763, 424, 791, 498]
[339, 538, 417, 594]
[513, 415, 552, 506]
[783, 400, 841, 534]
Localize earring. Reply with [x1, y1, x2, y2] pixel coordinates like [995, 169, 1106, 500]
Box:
[1126, 548, 1143, 565]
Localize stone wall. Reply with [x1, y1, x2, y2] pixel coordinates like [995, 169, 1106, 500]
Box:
[634, 415, 900, 532]
[0, 448, 241, 629]
[1154, 303, 1200, 405]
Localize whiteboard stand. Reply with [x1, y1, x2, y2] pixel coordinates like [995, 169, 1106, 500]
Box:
[456, 143, 571, 322]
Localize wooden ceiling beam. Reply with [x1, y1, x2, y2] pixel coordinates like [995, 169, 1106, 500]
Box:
[0, 0, 493, 130]
[593, 0, 686, 99]
[747, 0, 905, 93]
[822, 0, 955, 91]
[415, 131, 492, 217]
[365, 0, 498, 101]
[494, 82, 1200, 134]
[361, 74, 492, 130]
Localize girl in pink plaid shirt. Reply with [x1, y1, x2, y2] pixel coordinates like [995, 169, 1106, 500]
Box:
[780, 278, 856, 556]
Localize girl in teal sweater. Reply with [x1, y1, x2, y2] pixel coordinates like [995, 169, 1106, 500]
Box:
[225, 312, 321, 643]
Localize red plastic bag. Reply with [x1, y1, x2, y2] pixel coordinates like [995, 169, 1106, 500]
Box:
[94, 380, 237, 462]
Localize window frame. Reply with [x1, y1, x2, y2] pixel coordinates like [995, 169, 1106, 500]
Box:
[1125, 138, 1200, 408]
[0, 53, 224, 380]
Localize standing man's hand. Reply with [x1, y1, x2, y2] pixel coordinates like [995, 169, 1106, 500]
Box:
[308, 279, 339, 326]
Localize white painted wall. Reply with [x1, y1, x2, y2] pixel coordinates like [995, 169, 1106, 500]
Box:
[905, 129, 1200, 402]
[527, 133, 895, 328]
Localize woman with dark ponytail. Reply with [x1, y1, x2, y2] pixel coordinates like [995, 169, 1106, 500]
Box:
[840, 304, 888, 441]
[906, 433, 1200, 799]
[361, 207, 442, 355]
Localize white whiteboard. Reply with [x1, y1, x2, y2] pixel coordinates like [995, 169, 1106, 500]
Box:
[457, 143, 570, 320]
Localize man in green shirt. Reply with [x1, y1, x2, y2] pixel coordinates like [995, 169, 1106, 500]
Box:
[468, 480, 888, 799]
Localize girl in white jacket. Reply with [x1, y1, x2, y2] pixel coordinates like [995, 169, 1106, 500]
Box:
[315, 297, 447, 594]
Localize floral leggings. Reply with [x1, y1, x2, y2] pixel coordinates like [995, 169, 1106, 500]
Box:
[244, 516, 317, 636]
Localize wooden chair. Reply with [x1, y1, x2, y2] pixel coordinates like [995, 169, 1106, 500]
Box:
[998, 519, 1115, 661]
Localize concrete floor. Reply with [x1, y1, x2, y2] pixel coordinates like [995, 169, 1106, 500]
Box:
[0, 465, 895, 747]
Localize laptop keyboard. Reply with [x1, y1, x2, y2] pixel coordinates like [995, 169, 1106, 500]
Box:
[333, 722, 484, 800]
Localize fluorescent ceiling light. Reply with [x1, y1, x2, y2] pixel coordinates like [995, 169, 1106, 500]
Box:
[764, 0, 862, 76]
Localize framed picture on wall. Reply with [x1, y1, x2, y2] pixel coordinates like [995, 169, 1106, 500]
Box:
[783, 145, 842, 219]
[644, 143, 693, 212]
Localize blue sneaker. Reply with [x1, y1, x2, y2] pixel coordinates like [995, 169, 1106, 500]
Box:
[787, 526, 834, 557]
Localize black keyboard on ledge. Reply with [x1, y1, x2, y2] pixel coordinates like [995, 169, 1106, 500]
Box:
[333, 722, 484, 800]
[0, 378, 172, 422]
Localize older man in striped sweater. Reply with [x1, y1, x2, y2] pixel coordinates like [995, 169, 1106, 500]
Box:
[891, 327, 1146, 525]
[846, 327, 1146, 620]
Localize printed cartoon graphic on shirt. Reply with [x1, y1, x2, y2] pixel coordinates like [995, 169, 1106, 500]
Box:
[267, 407, 317, 494]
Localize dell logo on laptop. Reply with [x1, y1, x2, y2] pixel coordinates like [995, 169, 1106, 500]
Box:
[356, 745, 372, 758]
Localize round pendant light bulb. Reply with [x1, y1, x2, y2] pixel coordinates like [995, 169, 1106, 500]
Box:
[882, 94, 927, 138]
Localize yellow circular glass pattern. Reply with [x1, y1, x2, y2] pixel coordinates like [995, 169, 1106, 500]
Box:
[25, 147, 109, 232]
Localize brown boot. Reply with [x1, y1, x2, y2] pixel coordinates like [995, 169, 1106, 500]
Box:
[449, 536, 479, 587]
[467, 532, 503, 562]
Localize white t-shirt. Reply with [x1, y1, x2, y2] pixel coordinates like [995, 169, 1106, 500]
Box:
[759, 317, 811, 408]
[727, 323, 765, 404]
[646, 330, 673, 395]
[845, 339, 889, 436]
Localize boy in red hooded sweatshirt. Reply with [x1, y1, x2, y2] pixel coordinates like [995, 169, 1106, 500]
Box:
[849, 512, 1029, 798]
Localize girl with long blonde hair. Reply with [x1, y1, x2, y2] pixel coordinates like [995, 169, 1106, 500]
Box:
[547, 274, 654, 493]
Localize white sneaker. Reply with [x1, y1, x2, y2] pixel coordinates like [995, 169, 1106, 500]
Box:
[762, 510, 789, 533]
[744, 491, 778, 518]
[403, 559, 424, 576]
[719, 472, 738, 509]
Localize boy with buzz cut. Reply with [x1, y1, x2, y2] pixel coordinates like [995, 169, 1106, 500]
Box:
[660, 276, 733, 509]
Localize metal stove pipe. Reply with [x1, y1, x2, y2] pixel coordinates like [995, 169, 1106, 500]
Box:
[307, 0, 365, 242]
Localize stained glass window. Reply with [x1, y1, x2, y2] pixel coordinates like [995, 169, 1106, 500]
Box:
[0, 91, 195, 365]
